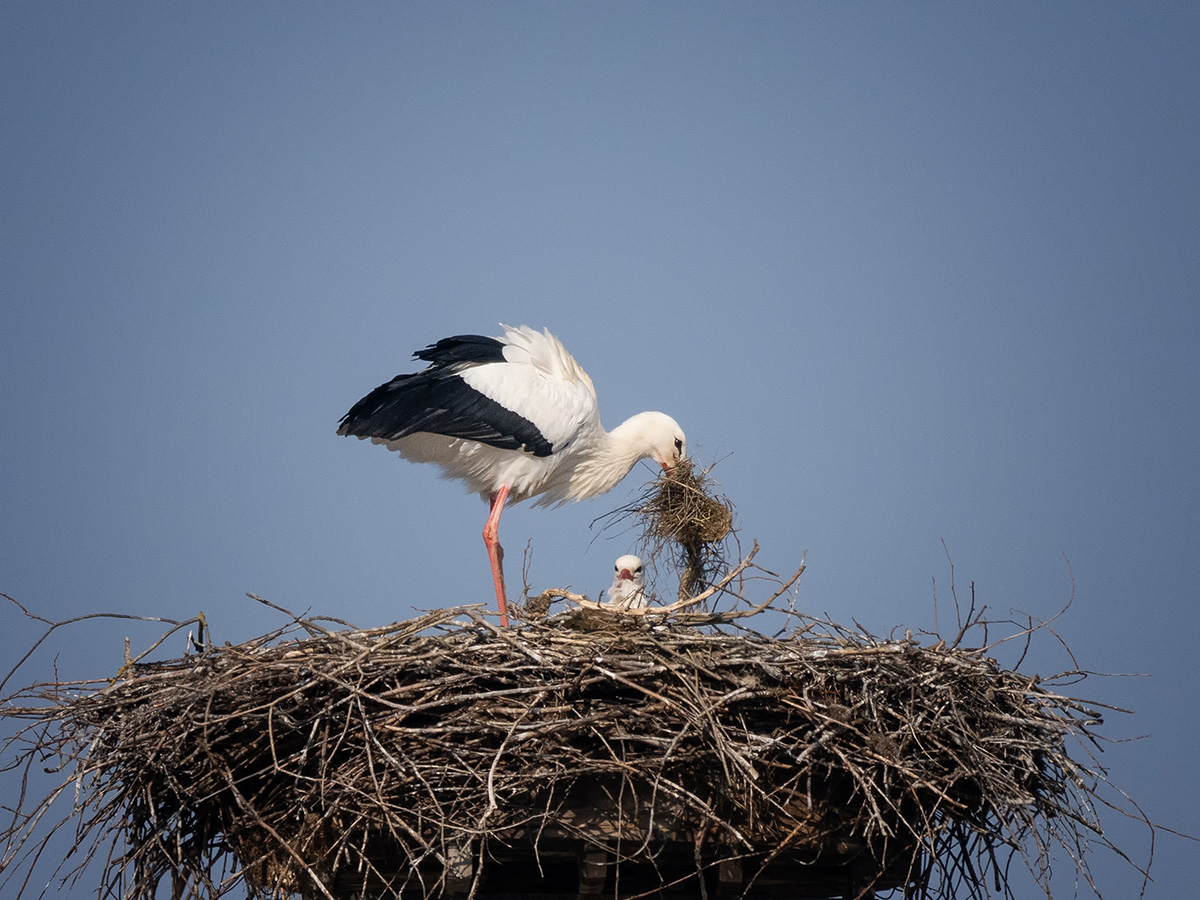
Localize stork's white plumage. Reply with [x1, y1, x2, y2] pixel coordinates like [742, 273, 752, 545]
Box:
[607, 554, 647, 610]
[338, 325, 686, 627]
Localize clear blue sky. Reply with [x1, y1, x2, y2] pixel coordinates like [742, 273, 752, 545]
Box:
[3, 3, 1197, 897]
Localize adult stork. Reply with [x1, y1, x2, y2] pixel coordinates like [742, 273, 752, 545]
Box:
[338, 325, 686, 626]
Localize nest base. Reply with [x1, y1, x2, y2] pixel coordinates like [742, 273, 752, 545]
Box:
[0, 594, 1141, 900]
[330, 828, 912, 899]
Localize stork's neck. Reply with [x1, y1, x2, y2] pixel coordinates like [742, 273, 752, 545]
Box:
[565, 413, 662, 500]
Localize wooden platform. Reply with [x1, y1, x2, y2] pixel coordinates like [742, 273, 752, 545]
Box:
[319, 824, 915, 899]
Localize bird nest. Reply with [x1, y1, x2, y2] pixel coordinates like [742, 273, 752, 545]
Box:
[0, 576, 1149, 900]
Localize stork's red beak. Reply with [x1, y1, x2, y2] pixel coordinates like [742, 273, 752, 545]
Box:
[618, 569, 634, 581]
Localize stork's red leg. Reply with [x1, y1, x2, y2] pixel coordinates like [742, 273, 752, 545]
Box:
[484, 486, 510, 627]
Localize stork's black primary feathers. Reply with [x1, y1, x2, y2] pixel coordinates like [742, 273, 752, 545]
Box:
[413, 334, 507, 367]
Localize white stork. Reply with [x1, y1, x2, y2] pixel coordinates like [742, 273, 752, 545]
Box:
[607, 554, 647, 610]
[338, 325, 686, 627]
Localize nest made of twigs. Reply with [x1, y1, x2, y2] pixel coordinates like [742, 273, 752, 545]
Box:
[1, 593, 1145, 900]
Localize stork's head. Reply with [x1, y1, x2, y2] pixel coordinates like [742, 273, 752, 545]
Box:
[627, 411, 686, 474]
[614, 554, 645, 585]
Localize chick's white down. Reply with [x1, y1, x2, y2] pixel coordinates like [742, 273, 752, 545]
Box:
[607, 554, 647, 610]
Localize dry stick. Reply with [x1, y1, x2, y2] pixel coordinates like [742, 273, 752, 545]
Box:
[482, 693, 546, 819]
[0, 594, 203, 694]
[682, 558, 806, 624]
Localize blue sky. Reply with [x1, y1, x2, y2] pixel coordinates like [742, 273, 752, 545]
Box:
[3, 3, 1198, 897]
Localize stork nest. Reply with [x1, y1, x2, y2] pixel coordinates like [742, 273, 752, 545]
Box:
[0, 584, 1150, 900]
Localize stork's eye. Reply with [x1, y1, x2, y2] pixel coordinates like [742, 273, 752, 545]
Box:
[635, 565, 644, 574]
[674, 438, 683, 455]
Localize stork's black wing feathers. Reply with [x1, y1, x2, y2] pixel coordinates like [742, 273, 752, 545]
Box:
[413, 334, 507, 367]
[337, 344, 554, 457]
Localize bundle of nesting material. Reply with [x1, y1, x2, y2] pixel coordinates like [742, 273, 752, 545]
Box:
[634, 458, 735, 599]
